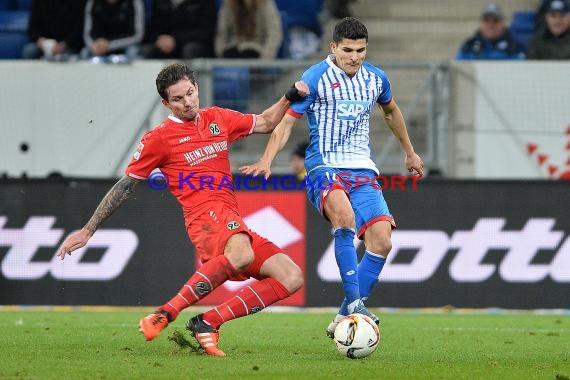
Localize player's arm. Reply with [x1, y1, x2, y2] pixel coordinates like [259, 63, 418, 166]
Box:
[56, 175, 141, 260]
[378, 99, 424, 176]
[252, 81, 309, 134]
[240, 113, 298, 179]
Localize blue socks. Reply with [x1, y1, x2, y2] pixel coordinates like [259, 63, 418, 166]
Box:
[333, 228, 360, 306]
[339, 250, 386, 316]
[358, 250, 386, 300]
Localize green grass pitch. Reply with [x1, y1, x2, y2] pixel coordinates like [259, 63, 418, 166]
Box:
[1, 309, 569, 380]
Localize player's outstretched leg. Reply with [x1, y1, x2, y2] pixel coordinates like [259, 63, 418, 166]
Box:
[139, 254, 239, 341]
[187, 270, 301, 355]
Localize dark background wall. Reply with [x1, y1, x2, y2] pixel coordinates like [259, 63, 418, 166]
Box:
[1, 178, 569, 309]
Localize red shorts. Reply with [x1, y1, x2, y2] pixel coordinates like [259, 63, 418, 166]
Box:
[186, 205, 281, 281]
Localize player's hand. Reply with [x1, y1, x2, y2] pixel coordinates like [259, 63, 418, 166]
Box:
[56, 228, 93, 260]
[294, 81, 309, 98]
[405, 152, 424, 177]
[239, 159, 272, 180]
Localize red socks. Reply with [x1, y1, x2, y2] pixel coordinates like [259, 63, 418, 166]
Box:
[160, 255, 238, 321]
[202, 277, 291, 329]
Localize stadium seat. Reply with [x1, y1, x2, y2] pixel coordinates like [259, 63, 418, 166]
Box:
[16, 0, 30, 11]
[0, 10, 28, 31]
[0, 10, 28, 58]
[509, 10, 537, 48]
[0, 31, 27, 58]
[274, 0, 323, 36]
[213, 67, 250, 113]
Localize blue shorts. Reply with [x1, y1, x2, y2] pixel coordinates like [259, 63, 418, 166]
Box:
[305, 167, 396, 239]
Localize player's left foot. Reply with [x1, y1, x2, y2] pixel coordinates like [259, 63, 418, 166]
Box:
[139, 310, 170, 341]
[326, 319, 339, 339]
[186, 314, 226, 357]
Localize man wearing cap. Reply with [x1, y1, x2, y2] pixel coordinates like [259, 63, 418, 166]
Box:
[456, 3, 526, 60]
[527, 0, 570, 59]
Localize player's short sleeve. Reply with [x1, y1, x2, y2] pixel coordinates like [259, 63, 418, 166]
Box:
[376, 70, 393, 105]
[125, 129, 167, 179]
[219, 107, 256, 143]
[289, 64, 322, 116]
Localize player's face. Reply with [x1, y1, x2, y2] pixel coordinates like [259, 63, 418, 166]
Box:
[330, 38, 367, 77]
[163, 79, 200, 121]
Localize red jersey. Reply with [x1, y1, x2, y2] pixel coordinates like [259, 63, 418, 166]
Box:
[125, 107, 255, 224]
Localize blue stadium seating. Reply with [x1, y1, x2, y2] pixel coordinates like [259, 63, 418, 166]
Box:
[275, 0, 322, 36]
[16, 0, 30, 11]
[0, 10, 28, 58]
[213, 67, 250, 113]
[509, 10, 537, 48]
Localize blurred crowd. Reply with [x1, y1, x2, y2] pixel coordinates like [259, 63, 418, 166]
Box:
[0, 0, 335, 61]
[1, 0, 567, 62]
[457, 0, 570, 60]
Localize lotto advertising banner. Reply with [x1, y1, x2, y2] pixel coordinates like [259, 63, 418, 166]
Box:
[305, 180, 570, 309]
[0, 181, 305, 307]
[1, 179, 569, 309]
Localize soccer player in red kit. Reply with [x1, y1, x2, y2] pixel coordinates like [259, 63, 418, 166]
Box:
[57, 62, 309, 356]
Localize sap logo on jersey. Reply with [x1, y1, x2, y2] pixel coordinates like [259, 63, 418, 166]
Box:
[0, 216, 138, 281]
[336, 100, 369, 120]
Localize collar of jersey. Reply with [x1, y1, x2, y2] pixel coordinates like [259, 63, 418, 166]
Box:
[326, 54, 355, 77]
[168, 113, 200, 124]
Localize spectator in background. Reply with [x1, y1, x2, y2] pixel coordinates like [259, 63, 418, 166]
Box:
[328, 0, 356, 19]
[290, 141, 308, 181]
[82, 0, 145, 61]
[215, 0, 283, 59]
[456, 3, 525, 60]
[527, 0, 570, 59]
[141, 0, 217, 59]
[22, 0, 87, 60]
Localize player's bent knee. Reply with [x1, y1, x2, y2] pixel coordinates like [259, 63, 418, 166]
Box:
[368, 238, 392, 257]
[262, 254, 304, 293]
[282, 264, 304, 293]
[224, 246, 254, 272]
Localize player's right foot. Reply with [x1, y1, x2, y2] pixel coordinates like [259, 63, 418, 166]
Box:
[353, 302, 380, 326]
[186, 314, 226, 357]
[139, 311, 170, 341]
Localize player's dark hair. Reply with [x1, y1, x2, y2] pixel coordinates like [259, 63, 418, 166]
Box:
[333, 17, 368, 43]
[156, 63, 198, 100]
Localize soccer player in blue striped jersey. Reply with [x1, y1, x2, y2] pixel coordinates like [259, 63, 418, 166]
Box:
[241, 17, 424, 337]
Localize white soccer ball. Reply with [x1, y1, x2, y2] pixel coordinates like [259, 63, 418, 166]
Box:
[333, 313, 380, 359]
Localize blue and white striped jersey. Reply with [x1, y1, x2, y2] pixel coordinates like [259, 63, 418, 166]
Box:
[289, 55, 393, 174]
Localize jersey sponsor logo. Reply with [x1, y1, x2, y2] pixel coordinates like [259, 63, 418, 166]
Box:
[179, 136, 191, 144]
[330, 82, 341, 89]
[133, 142, 144, 160]
[183, 141, 228, 166]
[336, 100, 369, 120]
[0, 216, 138, 281]
[209, 123, 220, 135]
[226, 221, 240, 230]
[317, 218, 570, 283]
